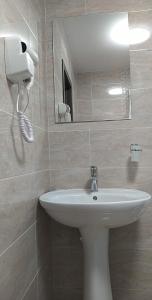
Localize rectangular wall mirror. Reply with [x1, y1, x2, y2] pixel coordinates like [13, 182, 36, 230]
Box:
[53, 12, 131, 123]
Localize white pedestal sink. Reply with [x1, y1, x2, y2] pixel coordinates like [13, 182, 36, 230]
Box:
[39, 189, 151, 300]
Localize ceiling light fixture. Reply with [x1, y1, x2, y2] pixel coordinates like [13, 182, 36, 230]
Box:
[110, 19, 150, 46]
[108, 87, 123, 96]
[129, 28, 150, 45]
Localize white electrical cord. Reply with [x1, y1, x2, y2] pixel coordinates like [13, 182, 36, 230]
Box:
[17, 82, 34, 143]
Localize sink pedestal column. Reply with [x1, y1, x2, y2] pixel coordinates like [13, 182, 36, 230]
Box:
[80, 226, 113, 300]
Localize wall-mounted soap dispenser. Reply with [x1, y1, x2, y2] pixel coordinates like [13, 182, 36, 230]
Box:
[130, 144, 142, 162]
[4, 37, 39, 143]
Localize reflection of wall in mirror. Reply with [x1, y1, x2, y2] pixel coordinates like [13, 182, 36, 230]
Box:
[53, 21, 77, 122]
[75, 69, 130, 122]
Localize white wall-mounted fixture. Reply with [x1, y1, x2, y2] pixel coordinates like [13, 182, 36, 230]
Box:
[39, 188, 151, 300]
[130, 144, 142, 162]
[5, 37, 38, 84]
[4, 36, 39, 143]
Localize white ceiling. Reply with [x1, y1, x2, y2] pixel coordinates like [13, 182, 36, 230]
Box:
[58, 12, 130, 74]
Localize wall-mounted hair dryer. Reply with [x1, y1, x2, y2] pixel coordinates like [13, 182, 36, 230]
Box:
[5, 37, 39, 143]
[5, 37, 38, 84]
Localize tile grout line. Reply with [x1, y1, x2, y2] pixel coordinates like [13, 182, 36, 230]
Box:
[84, 8, 152, 15]
[13, 1, 38, 41]
[49, 166, 152, 171]
[20, 270, 39, 300]
[0, 168, 50, 183]
[0, 221, 37, 259]
[84, 0, 87, 14]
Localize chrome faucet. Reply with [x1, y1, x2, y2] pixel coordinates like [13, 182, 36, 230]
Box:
[90, 166, 98, 192]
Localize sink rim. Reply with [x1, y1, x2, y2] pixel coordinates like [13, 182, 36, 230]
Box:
[39, 188, 152, 239]
[39, 188, 151, 206]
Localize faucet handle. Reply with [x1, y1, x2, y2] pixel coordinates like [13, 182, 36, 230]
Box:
[91, 166, 97, 177]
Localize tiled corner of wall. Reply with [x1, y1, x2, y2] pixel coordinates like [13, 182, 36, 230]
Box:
[0, 0, 53, 299]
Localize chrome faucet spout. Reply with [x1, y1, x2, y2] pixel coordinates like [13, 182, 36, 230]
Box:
[90, 166, 98, 192]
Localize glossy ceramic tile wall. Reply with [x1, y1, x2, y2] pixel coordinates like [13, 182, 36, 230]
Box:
[75, 70, 130, 121]
[46, 0, 152, 299]
[0, 0, 53, 299]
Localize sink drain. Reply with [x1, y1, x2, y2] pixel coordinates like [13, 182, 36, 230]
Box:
[93, 196, 98, 201]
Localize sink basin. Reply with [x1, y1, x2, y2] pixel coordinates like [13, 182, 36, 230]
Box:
[39, 188, 150, 228]
[39, 188, 151, 300]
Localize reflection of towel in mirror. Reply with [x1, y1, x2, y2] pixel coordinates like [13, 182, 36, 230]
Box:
[64, 105, 71, 122]
[65, 112, 71, 122]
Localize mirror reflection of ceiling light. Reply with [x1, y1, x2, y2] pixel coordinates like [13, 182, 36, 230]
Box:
[110, 19, 129, 46]
[108, 87, 123, 96]
[110, 19, 150, 45]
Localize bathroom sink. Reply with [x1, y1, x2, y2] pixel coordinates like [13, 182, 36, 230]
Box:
[39, 188, 151, 228]
[39, 188, 151, 300]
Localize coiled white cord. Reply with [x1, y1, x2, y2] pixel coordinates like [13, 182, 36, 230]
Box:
[17, 82, 34, 143]
[17, 111, 34, 143]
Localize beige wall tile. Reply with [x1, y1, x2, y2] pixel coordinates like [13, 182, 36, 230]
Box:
[0, 0, 23, 23]
[36, 206, 52, 269]
[130, 50, 152, 89]
[51, 247, 83, 288]
[0, 171, 50, 255]
[53, 168, 90, 189]
[22, 278, 37, 300]
[49, 130, 90, 169]
[50, 147, 90, 169]
[0, 224, 37, 300]
[33, 129, 49, 171]
[50, 130, 89, 151]
[45, 0, 85, 18]
[98, 167, 152, 192]
[52, 260, 83, 289]
[129, 10, 152, 50]
[76, 73, 92, 100]
[110, 221, 152, 251]
[112, 288, 152, 300]
[75, 70, 130, 122]
[131, 88, 152, 116]
[12, 0, 29, 23]
[85, 0, 152, 13]
[51, 247, 83, 267]
[52, 288, 83, 300]
[50, 219, 81, 248]
[37, 264, 52, 300]
[76, 99, 92, 122]
[0, 111, 14, 131]
[90, 128, 152, 168]
[0, 126, 49, 180]
[0, 126, 32, 179]
[110, 249, 152, 290]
